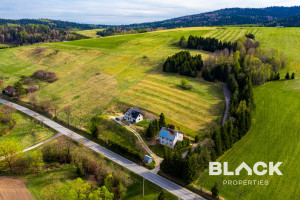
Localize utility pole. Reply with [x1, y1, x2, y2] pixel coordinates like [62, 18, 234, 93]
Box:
[143, 178, 145, 198]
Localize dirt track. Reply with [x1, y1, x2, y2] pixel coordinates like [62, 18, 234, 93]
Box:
[0, 177, 34, 200]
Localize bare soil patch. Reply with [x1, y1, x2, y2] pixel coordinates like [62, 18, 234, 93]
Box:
[0, 177, 34, 200]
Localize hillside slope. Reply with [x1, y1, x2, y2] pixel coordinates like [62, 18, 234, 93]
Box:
[126, 6, 300, 28]
[0, 27, 224, 136]
[194, 27, 300, 200]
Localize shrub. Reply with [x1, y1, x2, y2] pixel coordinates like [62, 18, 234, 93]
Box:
[245, 33, 255, 40]
[194, 135, 200, 143]
[180, 78, 193, 90]
[32, 70, 58, 83]
[25, 85, 39, 93]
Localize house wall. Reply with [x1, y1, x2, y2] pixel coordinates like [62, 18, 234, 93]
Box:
[124, 112, 143, 123]
[160, 137, 176, 148]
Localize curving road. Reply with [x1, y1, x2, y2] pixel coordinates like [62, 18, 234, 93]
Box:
[0, 98, 205, 200]
[222, 84, 231, 126]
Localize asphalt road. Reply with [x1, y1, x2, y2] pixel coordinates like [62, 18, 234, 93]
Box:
[222, 84, 231, 126]
[0, 98, 205, 200]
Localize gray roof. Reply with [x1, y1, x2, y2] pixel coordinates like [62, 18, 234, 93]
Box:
[125, 107, 143, 119]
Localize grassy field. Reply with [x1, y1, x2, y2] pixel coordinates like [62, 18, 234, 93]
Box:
[0, 44, 10, 48]
[76, 28, 104, 38]
[199, 79, 300, 200]
[0, 113, 56, 150]
[0, 27, 222, 136]
[189, 27, 300, 200]
[0, 26, 299, 200]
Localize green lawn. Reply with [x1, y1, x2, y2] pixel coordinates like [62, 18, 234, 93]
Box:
[0, 113, 56, 150]
[149, 144, 165, 158]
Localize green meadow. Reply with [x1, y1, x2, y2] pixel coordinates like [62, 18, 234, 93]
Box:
[76, 28, 104, 38]
[193, 27, 300, 200]
[199, 79, 300, 200]
[0, 27, 222, 136]
[0, 112, 56, 150]
[0, 26, 299, 200]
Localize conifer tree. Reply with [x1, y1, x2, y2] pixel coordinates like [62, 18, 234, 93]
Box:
[285, 72, 290, 80]
[184, 154, 198, 183]
[213, 129, 223, 156]
[159, 113, 166, 128]
[291, 72, 295, 79]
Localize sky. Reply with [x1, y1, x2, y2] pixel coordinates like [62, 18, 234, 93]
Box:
[0, 0, 299, 25]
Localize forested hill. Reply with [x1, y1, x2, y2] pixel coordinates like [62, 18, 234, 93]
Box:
[265, 15, 300, 27]
[0, 18, 104, 30]
[0, 24, 89, 46]
[124, 6, 300, 29]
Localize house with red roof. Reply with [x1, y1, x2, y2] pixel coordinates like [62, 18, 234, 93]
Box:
[3, 86, 15, 96]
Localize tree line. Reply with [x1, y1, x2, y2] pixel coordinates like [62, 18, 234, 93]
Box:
[0, 137, 132, 200]
[186, 35, 238, 52]
[96, 27, 149, 37]
[163, 51, 203, 78]
[0, 18, 104, 30]
[0, 24, 88, 45]
[202, 36, 286, 85]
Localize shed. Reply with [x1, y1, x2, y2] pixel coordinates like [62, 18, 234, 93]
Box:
[144, 155, 153, 164]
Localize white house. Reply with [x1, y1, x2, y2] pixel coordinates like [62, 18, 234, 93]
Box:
[123, 107, 143, 123]
[158, 127, 183, 148]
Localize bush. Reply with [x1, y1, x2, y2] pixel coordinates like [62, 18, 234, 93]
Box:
[25, 85, 39, 93]
[108, 139, 143, 161]
[194, 135, 200, 143]
[245, 33, 255, 40]
[180, 78, 193, 90]
[32, 70, 58, 83]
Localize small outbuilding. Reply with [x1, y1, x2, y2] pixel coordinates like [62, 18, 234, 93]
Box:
[3, 86, 15, 96]
[144, 155, 153, 164]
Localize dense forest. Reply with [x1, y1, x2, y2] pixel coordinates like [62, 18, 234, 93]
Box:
[96, 27, 166, 37]
[123, 6, 300, 29]
[0, 18, 103, 30]
[186, 35, 238, 52]
[265, 15, 300, 27]
[163, 51, 203, 78]
[0, 24, 89, 45]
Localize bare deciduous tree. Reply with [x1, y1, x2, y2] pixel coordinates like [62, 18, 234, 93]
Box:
[63, 105, 72, 126]
[51, 95, 61, 118]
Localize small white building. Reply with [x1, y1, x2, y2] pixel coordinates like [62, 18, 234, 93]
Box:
[158, 127, 183, 148]
[123, 107, 143, 123]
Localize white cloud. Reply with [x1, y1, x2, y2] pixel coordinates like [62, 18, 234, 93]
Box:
[0, 0, 298, 24]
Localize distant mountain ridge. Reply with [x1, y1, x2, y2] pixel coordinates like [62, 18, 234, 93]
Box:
[125, 6, 300, 28]
[0, 6, 300, 30]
